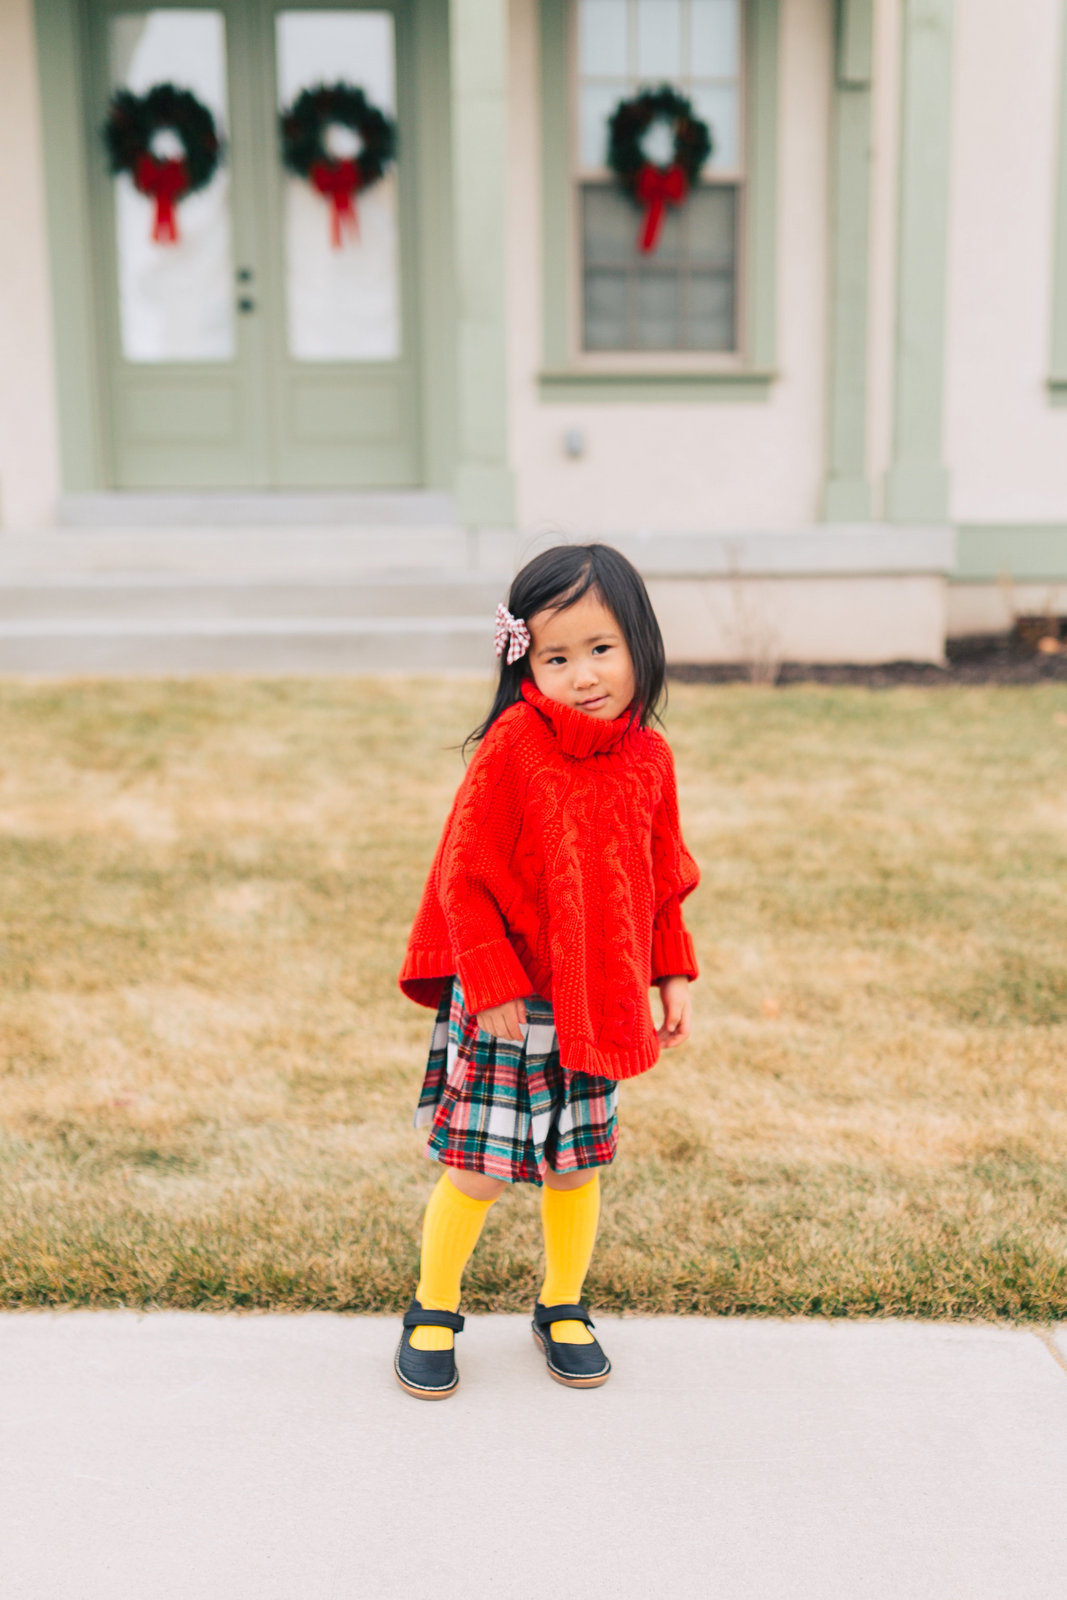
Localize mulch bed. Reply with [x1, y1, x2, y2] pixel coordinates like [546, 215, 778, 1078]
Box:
[669, 632, 1067, 688]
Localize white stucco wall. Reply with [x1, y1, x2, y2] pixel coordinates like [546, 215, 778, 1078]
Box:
[506, 0, 832, 536]
[0, 0, 60, 531]
[866, 0, 900, 512]
[945, 0, 1067, 523]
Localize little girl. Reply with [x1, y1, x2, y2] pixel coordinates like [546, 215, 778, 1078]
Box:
[395, 543, 699, 1398]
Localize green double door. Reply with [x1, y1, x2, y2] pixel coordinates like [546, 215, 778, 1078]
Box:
[87, 0, 422, 489]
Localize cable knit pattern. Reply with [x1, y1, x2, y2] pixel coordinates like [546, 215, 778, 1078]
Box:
[399, 680, 699, 1081]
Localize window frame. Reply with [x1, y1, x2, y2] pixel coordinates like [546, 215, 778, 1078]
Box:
[540, 0, 780, 400]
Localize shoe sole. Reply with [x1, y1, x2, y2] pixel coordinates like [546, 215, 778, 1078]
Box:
[531, 1327, 611, 1388]
[393, 1352, 460, 1401]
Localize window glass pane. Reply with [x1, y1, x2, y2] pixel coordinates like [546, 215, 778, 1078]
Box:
[686, 186, 737, 347]
[276, 10, 400, 362]
[584, 271, 630, 349]
[581, 183, 737, 351]
[634, 271, 681, 348]
[635, 0, 682, 79]
[691, 83, 740, 170]
[583, 183, 639, 265]
[689, 183, 737, 271]
[690, 0, 741, 77]
[689, 273, 735, 348]
[109, 11, 234, 363]
[578, 0, 628, 76]
[579, 80, 626, 168]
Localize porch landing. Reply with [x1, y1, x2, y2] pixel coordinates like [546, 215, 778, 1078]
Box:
[0, 498, 955, 673]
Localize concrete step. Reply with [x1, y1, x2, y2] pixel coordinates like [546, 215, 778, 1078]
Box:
[0, 528, 479, 579]
[57, 490, 459, 527]
[0, 523, 959, 672]
[0, 547, 513, 671]
[0, 616, 495, 675]
[0, 574, 506, 620]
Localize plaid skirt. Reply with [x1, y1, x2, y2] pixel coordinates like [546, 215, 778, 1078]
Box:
[414, 977, 619, 1186]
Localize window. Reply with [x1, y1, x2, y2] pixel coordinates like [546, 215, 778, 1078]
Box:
[573, 0, 744, 355]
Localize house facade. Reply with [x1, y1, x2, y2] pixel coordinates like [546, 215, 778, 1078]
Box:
[1, 0, 1066, 665]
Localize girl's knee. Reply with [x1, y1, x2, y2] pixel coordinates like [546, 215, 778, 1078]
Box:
[543, 1166, 601, 1192]
[446, 1169, 507, 1202]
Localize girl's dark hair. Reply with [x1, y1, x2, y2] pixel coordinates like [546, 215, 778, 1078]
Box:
[465, 543, 666, 751]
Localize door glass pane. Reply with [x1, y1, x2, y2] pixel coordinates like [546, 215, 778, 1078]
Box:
[276, 11, 400, 363]
[109, 11, 234, 362]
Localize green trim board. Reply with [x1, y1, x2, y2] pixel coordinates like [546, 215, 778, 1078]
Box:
[413, 0, 457, 490]
[745, 0, 780, 373]
[1050, 0, 1067, 400]
[540, 0, 569, 373]
[823, 0, 874, 521]
[884, 0, 955, 523]
[955, 525, 1067, 582]
[539, 368, 774, 402]
[32, 0, 108, 492]
[836, 0, 873, 85]
[539, 0, 781, 396]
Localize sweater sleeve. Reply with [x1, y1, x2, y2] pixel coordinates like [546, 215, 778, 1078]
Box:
[649, 738, 700, 983]
[434, 720, 534, 1014]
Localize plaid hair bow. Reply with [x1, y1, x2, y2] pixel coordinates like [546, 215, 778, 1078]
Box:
[494, 602, 531, 665]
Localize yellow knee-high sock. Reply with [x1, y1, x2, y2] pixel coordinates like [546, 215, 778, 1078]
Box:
[539, 1173, 601, 1346]
[410, 1173, 496, 1352]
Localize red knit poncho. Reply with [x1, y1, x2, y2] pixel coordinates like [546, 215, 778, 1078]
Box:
[399, 681, 699, 1080]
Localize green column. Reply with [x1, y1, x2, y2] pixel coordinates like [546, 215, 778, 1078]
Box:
[824, 0, 874, 521]
[884, 0, 955, 523]
[449, 0, 515, 526]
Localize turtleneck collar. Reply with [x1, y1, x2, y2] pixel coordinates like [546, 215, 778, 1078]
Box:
[520, 679, 637, 758]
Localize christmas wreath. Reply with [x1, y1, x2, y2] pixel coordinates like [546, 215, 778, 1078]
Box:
[606, 86, 712, 254]
[280, 82, 397, 248]
[103, 83, 222, 244]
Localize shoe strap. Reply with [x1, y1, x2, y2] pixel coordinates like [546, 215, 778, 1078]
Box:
[533, 1300, 594, 1330]
[403, 1300, 465, 1334]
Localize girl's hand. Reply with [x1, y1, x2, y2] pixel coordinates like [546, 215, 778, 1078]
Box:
[656, 976, 691, 1048]
[476, 998, 528, 1042]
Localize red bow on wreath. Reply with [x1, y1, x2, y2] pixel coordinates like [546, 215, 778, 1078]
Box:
[635, 161, 688, 254]
[134, 154, 191, 244]
[310, 159, 363, 248]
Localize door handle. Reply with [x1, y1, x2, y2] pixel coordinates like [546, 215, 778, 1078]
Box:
[237, 296, 256, 313]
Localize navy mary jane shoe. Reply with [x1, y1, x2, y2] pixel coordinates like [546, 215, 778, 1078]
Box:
[394, 1299, 465, 1400]
[531, 1300, 611, 1388]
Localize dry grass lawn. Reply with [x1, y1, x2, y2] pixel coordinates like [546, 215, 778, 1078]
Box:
[1, 678, 1065, 1319]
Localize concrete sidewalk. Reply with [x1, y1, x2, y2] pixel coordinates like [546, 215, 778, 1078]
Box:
[2, 1313, 1066, 1600]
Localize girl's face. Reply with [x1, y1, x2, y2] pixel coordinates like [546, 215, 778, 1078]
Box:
[526, 589, 636, 720]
